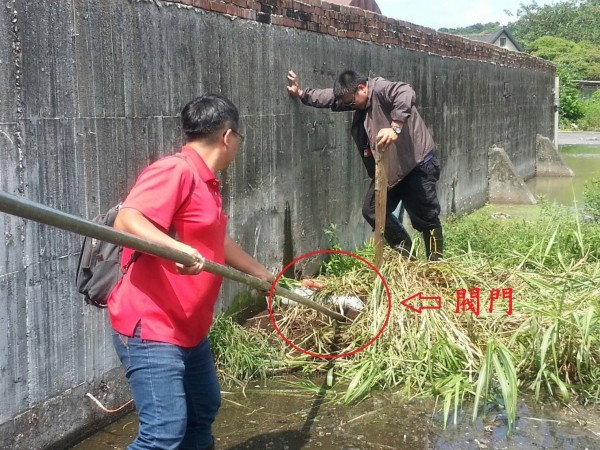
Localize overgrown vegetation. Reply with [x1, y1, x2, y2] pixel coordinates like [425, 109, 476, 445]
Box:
[509, 0, 600, 129]
[440, 1, 600, 130]
[579, 91, 600, 130]
[509, 0, 600, 48]
[584, 176, 600, 222]
[527, 37, 600, 127]
[209, 199, 600, 433]
[438, 21, 502, 35]
[208, 315, 284, 387]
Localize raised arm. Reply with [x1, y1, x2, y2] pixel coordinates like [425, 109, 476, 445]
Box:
[287, 70, 351, 111]
[224, 235, 274, 285]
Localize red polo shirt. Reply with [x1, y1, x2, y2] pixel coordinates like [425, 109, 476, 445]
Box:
[108, 145, 227, 347]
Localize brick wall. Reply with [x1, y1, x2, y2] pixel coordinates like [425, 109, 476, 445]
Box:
[171, 0, 554, 73]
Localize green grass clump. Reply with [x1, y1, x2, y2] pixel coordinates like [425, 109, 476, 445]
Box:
[208, 315, 283, 388]
[209, 203, 600, 434]
[445, 201, 600, 267]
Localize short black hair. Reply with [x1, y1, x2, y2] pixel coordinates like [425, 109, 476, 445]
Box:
[181, 94, 239, 142]
[333, 70, 368, 99]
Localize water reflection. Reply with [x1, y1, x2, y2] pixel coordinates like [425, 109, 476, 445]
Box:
[70, 387, 600, 450]
[527, 144, 600, 205]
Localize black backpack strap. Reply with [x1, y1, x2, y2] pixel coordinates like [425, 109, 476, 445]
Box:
[122, 252, 139, 273]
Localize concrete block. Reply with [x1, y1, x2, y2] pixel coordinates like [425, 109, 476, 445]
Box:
[0, 367, 133, 450]
[536, 134, 574, 177]
[488, 146, 536, 205]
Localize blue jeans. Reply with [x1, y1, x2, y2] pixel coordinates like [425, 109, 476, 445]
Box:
[113, 325, 221, 450]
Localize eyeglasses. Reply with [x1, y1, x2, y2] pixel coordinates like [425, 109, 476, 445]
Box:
[342, 91, 357, 108]
[231, 129, 245, 143]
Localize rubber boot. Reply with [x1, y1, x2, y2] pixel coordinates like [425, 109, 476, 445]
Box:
[423, 227, 443, 261]
[385, 214, 414, 259]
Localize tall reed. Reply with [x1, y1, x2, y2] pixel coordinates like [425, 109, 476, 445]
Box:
[210, 205, 600, 432]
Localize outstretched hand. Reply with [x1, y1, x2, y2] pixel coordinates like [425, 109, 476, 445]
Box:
[287, 70, 302, 98]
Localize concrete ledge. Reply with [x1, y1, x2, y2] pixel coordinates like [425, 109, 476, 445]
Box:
[536, 134, 574, 177]
[0, 367, 132, 450]
[489, 146, 537, 204]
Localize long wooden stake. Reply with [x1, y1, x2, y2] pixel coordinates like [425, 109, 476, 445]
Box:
[0, 191, 349, 322]
[373, 142, 389, 269]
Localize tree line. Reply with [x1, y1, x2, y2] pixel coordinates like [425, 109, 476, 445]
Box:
[440, 0, 600, 129]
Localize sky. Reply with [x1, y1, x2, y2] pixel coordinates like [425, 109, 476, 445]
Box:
[375, 0, 558, 30]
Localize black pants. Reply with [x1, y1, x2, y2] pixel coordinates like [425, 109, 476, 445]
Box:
[362, 155, 442, 251]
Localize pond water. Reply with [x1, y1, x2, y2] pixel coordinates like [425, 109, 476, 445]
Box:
[526, 144, 600, 206]
[69, 135, 600, 450]
[71, 381, 600, 449]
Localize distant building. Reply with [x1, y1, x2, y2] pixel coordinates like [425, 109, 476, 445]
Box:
[327, 0, 382, 14]
[574, 80, 600, 99]
[460, 27, 523, 52]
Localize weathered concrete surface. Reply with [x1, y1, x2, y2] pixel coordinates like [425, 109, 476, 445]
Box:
[2, 367, 132, 450]
[489, 146, 536, 204]
[0, 1, 554, 448]
[536, 134, 575, 177]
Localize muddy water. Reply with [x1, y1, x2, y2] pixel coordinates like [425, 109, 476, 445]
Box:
[71, 381, 600, 449]
[526, 144, 600, 206]
[70, 135, 600, 450]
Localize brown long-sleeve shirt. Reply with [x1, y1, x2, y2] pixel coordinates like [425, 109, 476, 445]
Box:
[300, 77, 435, 187]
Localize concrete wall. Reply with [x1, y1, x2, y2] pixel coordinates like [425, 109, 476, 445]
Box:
[0, 0, 554, 448]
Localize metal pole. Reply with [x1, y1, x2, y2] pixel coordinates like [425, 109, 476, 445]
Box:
[0, 190, 349, 322]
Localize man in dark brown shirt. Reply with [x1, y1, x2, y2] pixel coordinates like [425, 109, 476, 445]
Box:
[287, 69, 443, 260]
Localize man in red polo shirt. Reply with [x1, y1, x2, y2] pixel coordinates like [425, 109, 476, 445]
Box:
[108, 94, 274, 450]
